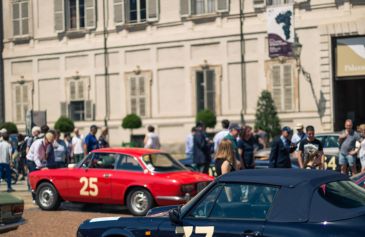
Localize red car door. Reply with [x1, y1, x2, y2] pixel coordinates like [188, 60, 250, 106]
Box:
[66, 152, 117, 203]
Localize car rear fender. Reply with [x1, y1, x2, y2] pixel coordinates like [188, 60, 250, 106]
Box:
[124, 185, 155, 205]
[102, 228, 134, 237]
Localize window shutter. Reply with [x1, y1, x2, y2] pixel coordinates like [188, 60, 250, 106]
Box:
[272, 65, 282, 111]
[21, 1, 29, 35]
[84, 100, 93, 120]
[139, 98, 146, 116]
[22, 85, 29, 103]
[77, 80, 84, 100]
[60, 102, 68, 117]
[147, 0, 159, 22]
[70, 81, 76, 100]
[15, 85, 22, 121]
[138, 77, 145, 96]
[180, 0, 190, 17]
[125, 0, 130, 23]
[85, 0, 96, 29]
[54, 0, 65, 33]
[216, 0, 229, 13]
[12, 2, 20, 36]
[114, 0, 125, 25]
[131, 99, 137, 114]
[283, 65, 293, 111]
[206, 70, 216, 112]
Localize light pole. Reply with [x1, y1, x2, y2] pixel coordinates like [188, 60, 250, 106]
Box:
[239, 0, 246, 125]
[103, 0, 110, 127]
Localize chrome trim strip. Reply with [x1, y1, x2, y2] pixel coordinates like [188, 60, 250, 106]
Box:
[0, 219, 25, 231]
[156, 194, 191, 201]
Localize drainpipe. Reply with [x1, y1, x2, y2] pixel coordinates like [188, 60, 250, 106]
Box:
[103, 0, 110, 127]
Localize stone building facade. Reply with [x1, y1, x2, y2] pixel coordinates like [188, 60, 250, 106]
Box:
[2, 0, 365, 151]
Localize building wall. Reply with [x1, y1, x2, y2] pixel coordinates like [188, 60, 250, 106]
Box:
[2, 0, 365, 152]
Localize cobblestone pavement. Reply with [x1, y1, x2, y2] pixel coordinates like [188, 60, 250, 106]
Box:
[1, 181, 132, 237]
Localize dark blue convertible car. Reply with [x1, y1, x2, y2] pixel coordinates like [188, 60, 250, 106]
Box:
[77, 169, 365, 237]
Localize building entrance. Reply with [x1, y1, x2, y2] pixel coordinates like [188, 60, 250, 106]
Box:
[334, 79, 365, 131]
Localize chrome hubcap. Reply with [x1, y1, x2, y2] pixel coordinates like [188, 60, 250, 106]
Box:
[131, 191, 148, 213]
[39, 188, 54, 208]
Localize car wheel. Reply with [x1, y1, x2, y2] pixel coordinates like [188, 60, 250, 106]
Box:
[36, 182, 61, 210]
[126, 188, 153, 216]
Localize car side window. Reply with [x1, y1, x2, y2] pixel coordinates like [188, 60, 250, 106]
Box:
[325, 136, 339, 148]
[189, 183, 279, 220]
[89, 153, 117, 170]
[117, 155, 143, 171]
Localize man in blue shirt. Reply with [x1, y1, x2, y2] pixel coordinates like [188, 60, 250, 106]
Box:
[84, 125, 99, 155]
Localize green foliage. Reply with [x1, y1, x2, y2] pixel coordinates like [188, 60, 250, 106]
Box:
[54, 116, 75, 133]
[0, 122, 18, 134]
[122, 114, 142, 130]
[254, 90, 281, 139]
[196, 110, 217, 129]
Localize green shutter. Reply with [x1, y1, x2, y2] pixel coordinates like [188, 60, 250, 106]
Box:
[85, 0, 96, 29]
[54, 0, 65, 32]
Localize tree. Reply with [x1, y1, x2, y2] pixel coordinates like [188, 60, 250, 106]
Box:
[122, 114, 142, 135]
[196, 110, 217, 129]
[54, 116, 75, 133]
[254, 90, 281, 140]
[0, 122, 18, 134]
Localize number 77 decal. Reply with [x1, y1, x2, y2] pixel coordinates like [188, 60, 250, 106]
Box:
[175, 226, 214, 237]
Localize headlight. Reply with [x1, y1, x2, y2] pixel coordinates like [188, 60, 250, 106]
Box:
[181, 184, 195, 194]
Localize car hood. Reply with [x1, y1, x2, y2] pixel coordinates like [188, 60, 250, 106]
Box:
[153, 171, 213, 183]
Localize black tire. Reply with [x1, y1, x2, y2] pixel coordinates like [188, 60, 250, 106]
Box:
[126, 188, 153, 216]
[36, 182, 61, 210]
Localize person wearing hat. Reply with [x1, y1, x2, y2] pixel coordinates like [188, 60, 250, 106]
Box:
[291, 123, 307, 148]
[84, 125, 99, 155]
[224, 123, 244, 169]
[269, 126, 296, 168]
[193, 121, 211, 174]
[26, 126, 41, 154]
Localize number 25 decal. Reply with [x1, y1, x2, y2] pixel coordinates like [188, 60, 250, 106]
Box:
[80, 177, 99, 196]
[176, 226, 214, 237]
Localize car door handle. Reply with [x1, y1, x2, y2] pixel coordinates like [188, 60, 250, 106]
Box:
[241, 230, 262, 237]
[103, 173, 112, 178]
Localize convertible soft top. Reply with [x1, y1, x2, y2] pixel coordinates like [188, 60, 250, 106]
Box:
[218, 169, 365, 223]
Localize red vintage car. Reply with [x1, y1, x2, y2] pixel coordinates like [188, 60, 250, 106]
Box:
[29, 148, 213, 216]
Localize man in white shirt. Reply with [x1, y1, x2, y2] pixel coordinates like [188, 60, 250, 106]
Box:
[0, 132, 14, 192]
[26, 132, 55, 170]
[72, 128, 84, 163]
[213, 119, 230, 153]
[185, 127, 196, 160]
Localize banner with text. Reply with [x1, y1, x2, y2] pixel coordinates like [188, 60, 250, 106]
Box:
[267, 5, 294, 58]
[336, 37, 365, 78]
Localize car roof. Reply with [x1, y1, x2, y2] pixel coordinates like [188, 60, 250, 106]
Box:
[91, 147, 162, 156]
[218, 169, 347, 187]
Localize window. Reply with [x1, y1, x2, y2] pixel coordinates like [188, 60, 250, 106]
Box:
[180, 0, 229, 17]
[12, 0, 30, 37]
[114, 0, 159, 25]
[89, 153, 118, 169]
[117, 155, 143, 171]
[189, 183, 279, 220]
[196, 69, 215, 113]
[13, 83, 31, 122]
[126, 72, 151, 117]
[62, 78, 93, 121]
[141, 153, 187, 172]
[271, 64, 294, 112]
[318, 181, 365, 208]
[267, 0, 294, 5]
[54, 0, 96, 32]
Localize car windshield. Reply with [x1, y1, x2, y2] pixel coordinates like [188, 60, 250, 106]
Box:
[141, 153, 187, 172]
[319, 180, 365, 208]
[316, 135, 339, 148]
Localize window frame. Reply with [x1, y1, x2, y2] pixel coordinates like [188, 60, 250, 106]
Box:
[267, 0, 295, 6]
[12, 0, 31, 38]
[67, 0, 85, 31]
[266, 60, 298, 113]
[125, 71, 151, 118]
[192, 65, 221, 115]
[180, 0, 229, 18]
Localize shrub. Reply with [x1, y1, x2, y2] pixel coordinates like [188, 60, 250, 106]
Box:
[0, 122, 18, 134]
[121, 114, 142, 135]
[196, 110, 217, 129]
[254, 90, 281, 140]
[54, 116, 75, 133]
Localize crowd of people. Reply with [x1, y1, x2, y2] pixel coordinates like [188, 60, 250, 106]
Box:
[0, 124, 110, 192]
[186, 118, 365, 177]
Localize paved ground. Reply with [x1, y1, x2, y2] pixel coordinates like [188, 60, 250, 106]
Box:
[1, 180, 132, 237]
